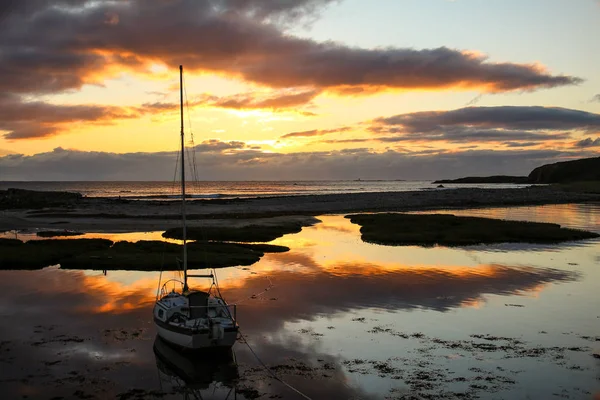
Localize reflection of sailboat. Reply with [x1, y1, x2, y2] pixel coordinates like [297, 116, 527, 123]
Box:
[154, 336, 239, 398]
[152, 65, 238, 350]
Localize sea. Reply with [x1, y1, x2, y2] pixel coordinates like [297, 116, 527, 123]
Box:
[0, 180, 535, 199]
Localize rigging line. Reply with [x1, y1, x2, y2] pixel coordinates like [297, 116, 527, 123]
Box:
[157, 126, 185, 296]
[181, 72, 196, 194]
[172, 137, 181, 196]
[155, 269, 164, 301]
[185, 146, 196, 187]
[182, 72, 199, 183]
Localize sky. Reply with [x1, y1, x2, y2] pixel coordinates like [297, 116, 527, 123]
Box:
[0, 0, 599, 181]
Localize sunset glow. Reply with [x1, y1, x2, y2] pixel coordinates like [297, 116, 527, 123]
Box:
[1, 0, 599, 180]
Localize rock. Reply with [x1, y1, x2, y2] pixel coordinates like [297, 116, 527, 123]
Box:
[0, 189, 82, 210]
[528, 156, 600, 183]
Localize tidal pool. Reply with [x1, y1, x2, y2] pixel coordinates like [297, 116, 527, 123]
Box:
[0, 203, 598, 399]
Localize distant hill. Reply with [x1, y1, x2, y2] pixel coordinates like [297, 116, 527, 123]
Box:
[434, 176, 529, 184]
[434, 156, 600, 185]
[528, 157, 600, 183]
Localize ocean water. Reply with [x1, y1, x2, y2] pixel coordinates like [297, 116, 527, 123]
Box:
[0, 203, 598, 399]
[0, 180, 535, 199]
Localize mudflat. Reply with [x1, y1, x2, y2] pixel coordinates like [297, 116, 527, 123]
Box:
[2, 186, 600, 233]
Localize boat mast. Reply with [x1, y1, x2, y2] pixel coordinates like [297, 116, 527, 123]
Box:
[180, 65, 188, 292]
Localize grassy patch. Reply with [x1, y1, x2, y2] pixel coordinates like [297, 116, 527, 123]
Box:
[163, 222, 306, 242]
[0, 238, 23, 247]
[60, 240, 287, 271]
[346, 213, 599, 247]
[0, 239, 112, 269]
[0, 238, 288, 270]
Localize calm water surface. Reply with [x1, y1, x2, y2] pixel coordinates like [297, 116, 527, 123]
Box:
[0, 180, 535, 199]
[0, 203, 599, 399]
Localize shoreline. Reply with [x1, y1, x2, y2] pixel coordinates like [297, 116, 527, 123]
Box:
[2, 186, 600, 233]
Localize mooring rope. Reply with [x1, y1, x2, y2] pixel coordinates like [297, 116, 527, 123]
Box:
[237, 329, 313, 400]
[212, 273, 313, 400]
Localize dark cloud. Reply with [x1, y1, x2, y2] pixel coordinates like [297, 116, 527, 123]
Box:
[591, 94, 600, 103]
[193, 139, 248, 152]
[1, 145, 594, 181]
[374, 106, 600, 133]
[0, 94, 139, 139]
[369, 106, 600, 145]
[324, 135, 562, 146]
[574, 137, 600, 148]
[208, 88, 321, 110]
[321, 138, 371, 144]
[280, 126, 350, 139]
[140, 89, 320, 114]
[0, 1, 583, 141]
[231, 45, 581, 94]
[138, 101, 180, 113]
[373, 129, 571, 144]
[505, 141, 539, 148]
[0, 0, 581, 99]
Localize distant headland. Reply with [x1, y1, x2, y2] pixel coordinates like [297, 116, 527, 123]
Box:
[434, 156, 600, 184]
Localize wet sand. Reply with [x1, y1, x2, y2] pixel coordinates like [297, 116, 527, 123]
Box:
[2, 186, 599, 233]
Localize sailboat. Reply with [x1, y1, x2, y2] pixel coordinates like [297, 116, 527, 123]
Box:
[153, 65, 239, 350]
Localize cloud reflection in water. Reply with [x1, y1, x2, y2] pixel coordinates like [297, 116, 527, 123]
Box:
[0, 209, 594, 399]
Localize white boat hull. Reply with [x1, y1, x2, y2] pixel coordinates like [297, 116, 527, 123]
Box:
[155, 322, 237, 350]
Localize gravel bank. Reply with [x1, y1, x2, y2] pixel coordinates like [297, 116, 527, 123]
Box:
[1, 186, 599, 232]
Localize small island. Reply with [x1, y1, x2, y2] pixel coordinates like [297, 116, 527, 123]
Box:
[433, 176, 529, 184]
[434, 156, 600, 185]
[162, 219, 309, 242]
[0, 238, 289, 271]
[346, 213, 599, 247]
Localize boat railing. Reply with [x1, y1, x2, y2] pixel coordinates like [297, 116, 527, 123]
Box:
[187, 304, 237, 322]
[159, 279, 185, 298]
